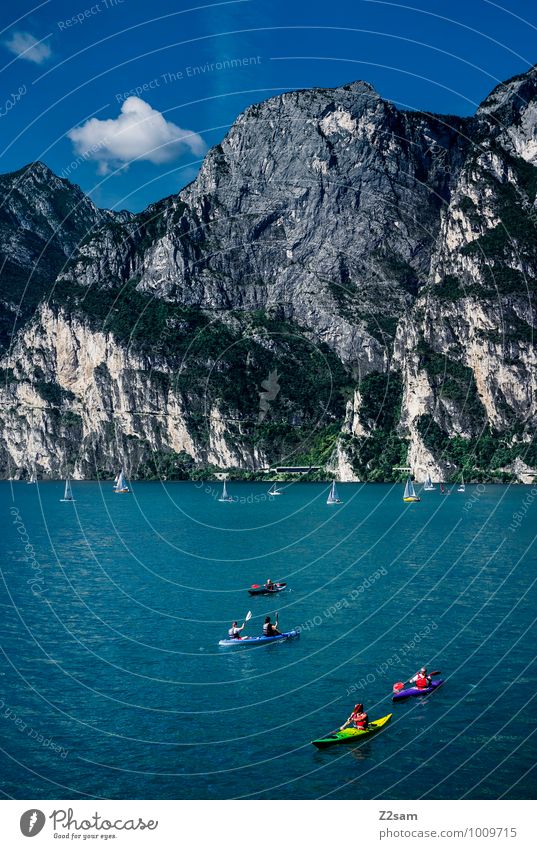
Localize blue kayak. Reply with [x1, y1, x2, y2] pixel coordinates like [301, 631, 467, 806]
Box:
[392, 679, 444, 701]
[218, 629, 299, 646]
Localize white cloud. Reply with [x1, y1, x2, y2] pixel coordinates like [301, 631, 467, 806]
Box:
[67, 97, 206, 174]
[5, 31, 51, 64]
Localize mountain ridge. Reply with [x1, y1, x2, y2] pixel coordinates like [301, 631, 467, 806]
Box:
[1, 65, 537, 482]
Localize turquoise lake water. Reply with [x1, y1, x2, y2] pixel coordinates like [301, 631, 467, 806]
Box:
[1, 480, 536, 800]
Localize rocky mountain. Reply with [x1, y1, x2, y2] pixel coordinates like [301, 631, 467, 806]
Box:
[1, 66, 537, 482]
[0, 162, 125, 353]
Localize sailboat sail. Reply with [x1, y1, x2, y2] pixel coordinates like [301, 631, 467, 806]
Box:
[114, 470, 129, 493]
[269, 483, 282, 496]
[61, 478, 74, 502]
[458, 474, 465, 492]
[219, 480, 232, 502]
[424, 473, 435, 491]
[327, 481, 341, 504]
[403, 476, 420, 502]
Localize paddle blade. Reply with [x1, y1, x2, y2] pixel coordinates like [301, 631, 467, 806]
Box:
[393, 682, 405, 693]
[245, 611, 252, 622]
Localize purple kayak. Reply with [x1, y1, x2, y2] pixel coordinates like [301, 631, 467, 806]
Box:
[392, 679, 444, 701]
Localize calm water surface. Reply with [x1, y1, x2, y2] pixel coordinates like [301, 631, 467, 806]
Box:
[1, 481, 536, 799]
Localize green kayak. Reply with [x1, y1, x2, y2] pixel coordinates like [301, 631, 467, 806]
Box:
[311, 713, 392, 748]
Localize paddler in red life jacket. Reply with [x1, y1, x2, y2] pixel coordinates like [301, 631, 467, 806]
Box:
[340, 703, 369, 731]
[411, 667, 432, 689]
[228, 620, 246, 640]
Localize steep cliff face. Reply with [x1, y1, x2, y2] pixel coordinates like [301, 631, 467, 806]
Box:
[0, 162, 121, 353]
[1, 296, 351, 478]
[1, 67, 537, 481]
[394, 66, 537, 481]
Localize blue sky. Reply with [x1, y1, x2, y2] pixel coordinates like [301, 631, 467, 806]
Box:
[1, 0, 536, 212]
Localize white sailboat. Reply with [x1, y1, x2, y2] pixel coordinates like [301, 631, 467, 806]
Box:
[218, 479, 233, 502]
[327, 481, 342, 504]
[268, 483, 282, 496]
[423, 472, 436, 491]
[457, 474, 466, 493]
[114, 470, 129, 493]
[60, 477, 75, 502]
[27, 470, 37, 485]
[403, 476, 420, 503]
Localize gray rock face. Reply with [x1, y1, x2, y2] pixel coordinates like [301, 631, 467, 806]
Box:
[61, 82, 468, 370]
[0, 161, 123, 352]
[1, 68, 537, 481]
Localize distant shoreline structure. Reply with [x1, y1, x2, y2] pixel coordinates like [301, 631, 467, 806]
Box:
[1, 475, 533, 485]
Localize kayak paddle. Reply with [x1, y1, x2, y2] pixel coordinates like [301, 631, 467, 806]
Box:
[237, 610, 253, 639]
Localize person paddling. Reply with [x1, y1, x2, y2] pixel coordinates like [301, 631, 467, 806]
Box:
[340, 703, 369, 731]
[228, 620, 246, 640]
[265, 579, 274, 591]
[410, 666, 431, 689]
[263, 613, 281, 636]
